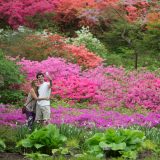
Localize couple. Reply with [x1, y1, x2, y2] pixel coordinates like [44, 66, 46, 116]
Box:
[24, 72, 52, 129]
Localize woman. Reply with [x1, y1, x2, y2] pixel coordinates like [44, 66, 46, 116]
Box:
[24, 79, 49, 129]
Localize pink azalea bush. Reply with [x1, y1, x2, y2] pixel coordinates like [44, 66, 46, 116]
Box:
[125, 72, 160, 112]
[0, 0, 57, 28]
[18, 57, 160, 111]
[18, 58, 103, 104]
[0, 106, 160, 128]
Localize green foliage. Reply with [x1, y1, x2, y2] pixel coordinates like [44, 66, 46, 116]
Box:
[0, 89, 24, 105]
[17, 124, 67, 154]
[143, 23, 160, 55]
[98, 18, 160, 70]
[0, 50, 23, 88]
[67, 26, 108, 59]
[0, 49, 24, 105]
[128, 126, 160, 145]
[0, 139, 6, 152]
[15, 125, 32, 142]
[26, 13, 60, 33]
[50, 154, 103, 160]
[59, 124, 97, 142]
[0, 126, 20, 152]
[86, 128, 146, 159]
[25, 152, 50, 160]
[104, 54, 123, 67]
[51, 99, 70, 108]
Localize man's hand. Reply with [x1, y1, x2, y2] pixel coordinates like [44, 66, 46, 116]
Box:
[46, 72, 52, 80]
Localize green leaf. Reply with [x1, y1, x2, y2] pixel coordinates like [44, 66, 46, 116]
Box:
[86, 133, 104, 145]
[34, 144, 44, 149]
[99, 142, 110, 150]
[61, 148, 69, 155]
[17, 139, 33, 148]
[121, 150, 137, 160]
[52, 149, 59, 155]
[0, 139, 6, 151]
[96, 153, 104, 158]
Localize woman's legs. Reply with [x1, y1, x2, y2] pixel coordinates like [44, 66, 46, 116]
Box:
[25, 111, 35, 130]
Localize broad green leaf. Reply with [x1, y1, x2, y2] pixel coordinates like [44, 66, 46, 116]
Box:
[61, 148, 69, 155]
[34, 144, 44, 149]
[99, 142, 110, 150]
[96, 153, 104, 158]
[17, 139, 33, 148]
[87, 133, 104, 145]
[0, 139, 6, 151]
[108, 142, 126, 150]
[52, 149, 59, 155]
[121, 150, 137, 160]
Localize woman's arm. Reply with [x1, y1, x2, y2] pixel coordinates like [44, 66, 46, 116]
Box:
[30, 89, 49, 100]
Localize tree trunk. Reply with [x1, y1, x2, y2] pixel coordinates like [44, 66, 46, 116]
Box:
[135, 51, 138, 69]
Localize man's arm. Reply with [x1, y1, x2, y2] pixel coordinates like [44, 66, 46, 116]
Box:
[46, 74, 52, 88]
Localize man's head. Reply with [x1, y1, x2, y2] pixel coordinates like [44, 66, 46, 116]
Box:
[36, 72, 44, 83]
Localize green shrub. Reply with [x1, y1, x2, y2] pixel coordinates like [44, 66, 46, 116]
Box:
[17, 124, 67, 154]
[86, 128, 146, 159]
[0, 89, 24, 105]
[26, 13, 60, 33]
[0, 50, 23, 88]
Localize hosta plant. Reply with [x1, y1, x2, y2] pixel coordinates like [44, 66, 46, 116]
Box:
[86, 128, 146, 159]
[17, 124, 67, 154]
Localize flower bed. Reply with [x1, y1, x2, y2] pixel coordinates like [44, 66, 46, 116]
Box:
[0, 106, 159, 128]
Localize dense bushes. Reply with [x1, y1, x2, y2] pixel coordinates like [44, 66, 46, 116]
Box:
[0, 50, 24, 104]
[19, 57, 160, 111]
[0, 50, 23, 88]
[0, 28, 103, 68]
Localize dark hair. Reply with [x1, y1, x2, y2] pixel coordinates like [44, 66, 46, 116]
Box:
[36, 72, 44, 79]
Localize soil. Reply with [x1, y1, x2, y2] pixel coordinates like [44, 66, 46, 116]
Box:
[0, 152, 25, 160]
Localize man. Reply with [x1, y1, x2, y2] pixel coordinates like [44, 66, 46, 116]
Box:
[36, 72, 52, 125]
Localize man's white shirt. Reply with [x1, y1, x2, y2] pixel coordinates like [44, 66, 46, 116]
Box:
[37, 82, 51, 106]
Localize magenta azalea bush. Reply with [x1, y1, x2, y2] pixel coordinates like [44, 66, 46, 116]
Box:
[0, 106, 160, 128]
[18, 57, 160, 111]
[0, 0, 57, 28]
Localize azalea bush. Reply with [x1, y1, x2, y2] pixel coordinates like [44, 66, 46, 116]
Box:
[18, 57, 160, 111]
[1, 28, 103, 68]
[0, 0, 58, 29]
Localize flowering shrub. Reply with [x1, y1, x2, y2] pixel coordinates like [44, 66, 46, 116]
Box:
[0, 106, 160, 128]
[0, 0, 119, 29]
[66, 27, 108, 59]
[0, 0, 57, 29]
[125, 1, 149, 22]
[18, 58, 160, 111]
[125, 72, 160, 112]
[18, 58, 103, 103]
[55, 0, 119, 28]
[64, 44, 103, 68]
[23, 33, 103, 67]
[1, 28, 103, 68]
